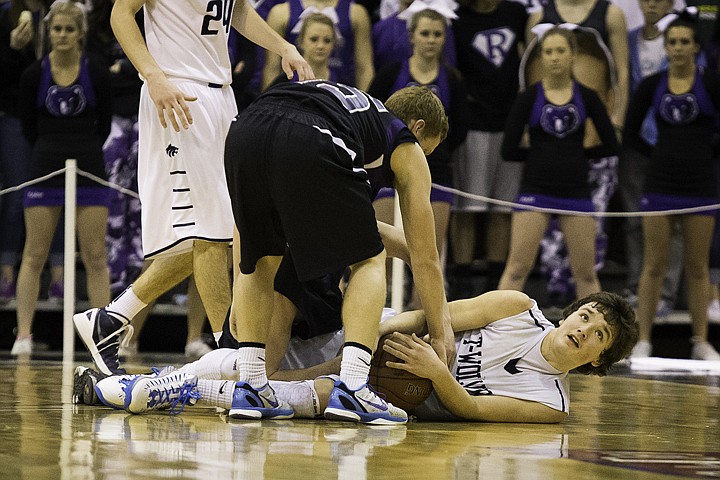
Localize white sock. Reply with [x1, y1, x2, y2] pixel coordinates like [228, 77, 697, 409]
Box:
[196, 379, 235, 409]
[269, 380, 321, 418]
[340, 344, 372, 390]
[236, 345, 267, 388]
[178, 348, 238, 380]
[106, 286, 147, 322]
[213, 331, 222, 346]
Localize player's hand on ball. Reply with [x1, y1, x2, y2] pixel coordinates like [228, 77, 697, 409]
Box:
[383, 332, 446, 381]
[429, 323, 456, 368]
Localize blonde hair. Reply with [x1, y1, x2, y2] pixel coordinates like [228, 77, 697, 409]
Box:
[46, 1, 88, 47]
[385, 86, 448, 140]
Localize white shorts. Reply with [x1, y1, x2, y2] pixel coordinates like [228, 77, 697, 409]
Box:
[453, 130, 523, 213]
[138, 80, 237, 258]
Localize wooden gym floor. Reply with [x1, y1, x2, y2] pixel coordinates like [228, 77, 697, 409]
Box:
[1, 352, 718, 480]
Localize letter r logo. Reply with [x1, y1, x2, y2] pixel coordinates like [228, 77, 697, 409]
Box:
[472, 28, 516, 67]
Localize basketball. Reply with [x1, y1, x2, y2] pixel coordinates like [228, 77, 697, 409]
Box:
[369, 335, 434, 411]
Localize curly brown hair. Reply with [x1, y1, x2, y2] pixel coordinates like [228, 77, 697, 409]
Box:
[562, 292, 639, 376]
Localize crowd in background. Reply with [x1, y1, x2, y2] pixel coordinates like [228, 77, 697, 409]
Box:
[1, 0, 719, 360]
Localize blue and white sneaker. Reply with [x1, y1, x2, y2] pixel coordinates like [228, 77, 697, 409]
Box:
[73, 308, 134, 376]
[324, 380, 407, 425]
[228, 382, 294, 420]
[124, 370, 200, 414]
[93, 366, 176, 409]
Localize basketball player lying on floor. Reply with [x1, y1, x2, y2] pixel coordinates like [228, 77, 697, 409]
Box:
[82, 290, 638, 423]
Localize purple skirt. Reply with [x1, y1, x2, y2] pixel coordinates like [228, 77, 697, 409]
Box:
[24, 187, 112, 208]
[640, 193, 719, 216]
[513, 193, 595, 213]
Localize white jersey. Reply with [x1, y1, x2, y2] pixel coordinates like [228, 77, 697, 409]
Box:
[144, 0, 235, 85]
[414, 301, 570, 420]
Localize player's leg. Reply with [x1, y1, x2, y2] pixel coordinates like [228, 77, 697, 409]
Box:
[324, 250, 409, 425]
[192, 240, 231, 332]
[73, 253, 193, 375]
[230, 254, 294, 419]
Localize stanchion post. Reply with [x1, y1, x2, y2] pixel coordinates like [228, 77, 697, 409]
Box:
[63, 159, 77, 365]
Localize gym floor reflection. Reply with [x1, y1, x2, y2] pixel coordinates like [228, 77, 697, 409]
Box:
[2, 354, 719, 479]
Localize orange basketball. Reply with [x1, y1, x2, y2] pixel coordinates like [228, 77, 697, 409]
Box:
[369, 335, 434, 411]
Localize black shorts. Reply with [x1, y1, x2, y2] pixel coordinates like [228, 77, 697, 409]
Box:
[225, 106, 384, 281]
[274, 252, 344, 339]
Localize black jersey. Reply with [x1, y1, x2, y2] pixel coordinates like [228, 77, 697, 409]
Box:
[452, 1, 527, 131]
[256, 80, 418, 196]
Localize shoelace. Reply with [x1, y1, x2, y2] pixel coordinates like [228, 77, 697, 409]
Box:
[146, 376, 201, 415]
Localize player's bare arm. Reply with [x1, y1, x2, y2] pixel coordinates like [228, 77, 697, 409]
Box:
[232, 0, 314, 84]
[449, 290, 533, 331]
[111, 0, 196, 132]
[384, 333, 567, 423]
[391, 142, 454, 365]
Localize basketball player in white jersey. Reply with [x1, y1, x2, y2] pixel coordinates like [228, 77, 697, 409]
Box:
[88, 290, 638, 423]
[73, 0, 314, 376]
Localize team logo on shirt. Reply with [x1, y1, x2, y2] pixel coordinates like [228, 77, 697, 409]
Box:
[659, 93, 699, 125]
[166, 144, 179, 157]
[472, 28, 516, 68]
[45, 85, 86, 117]
[540, 104, 580, 138]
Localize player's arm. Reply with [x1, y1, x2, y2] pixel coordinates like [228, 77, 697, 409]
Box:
[391, 142, 453, 365]
[232, 0, 313, 84]
[378, 290, 533, 338]
[377, 221, 410, 265]
[384, 333, 567, 423]
[350, 3, 374, 90]
[606, 4, 629, 128]
[111, 0, 197, 131]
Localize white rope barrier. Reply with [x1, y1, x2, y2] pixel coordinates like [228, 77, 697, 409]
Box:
[0, 164, 717, 355]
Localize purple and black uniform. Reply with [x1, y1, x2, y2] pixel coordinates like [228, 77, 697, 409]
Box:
[18, 55, 112, 206]
[623, 67, 720, 214]
[224, 80, 418, 281]
[368, 60, 468, 202]
[502, 81, 618, 210]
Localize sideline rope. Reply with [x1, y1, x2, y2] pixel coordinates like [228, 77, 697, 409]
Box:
[0, 167, 140, 199]
[2, 167, 718, 217]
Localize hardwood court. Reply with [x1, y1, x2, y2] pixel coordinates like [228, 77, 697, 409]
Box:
[1, 353, 719, 480]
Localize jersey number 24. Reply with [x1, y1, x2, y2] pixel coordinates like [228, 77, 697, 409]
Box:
[201, 0, 235, 36]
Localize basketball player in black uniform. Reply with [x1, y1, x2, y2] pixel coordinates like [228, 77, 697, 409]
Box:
[223, 81, 452, 424]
